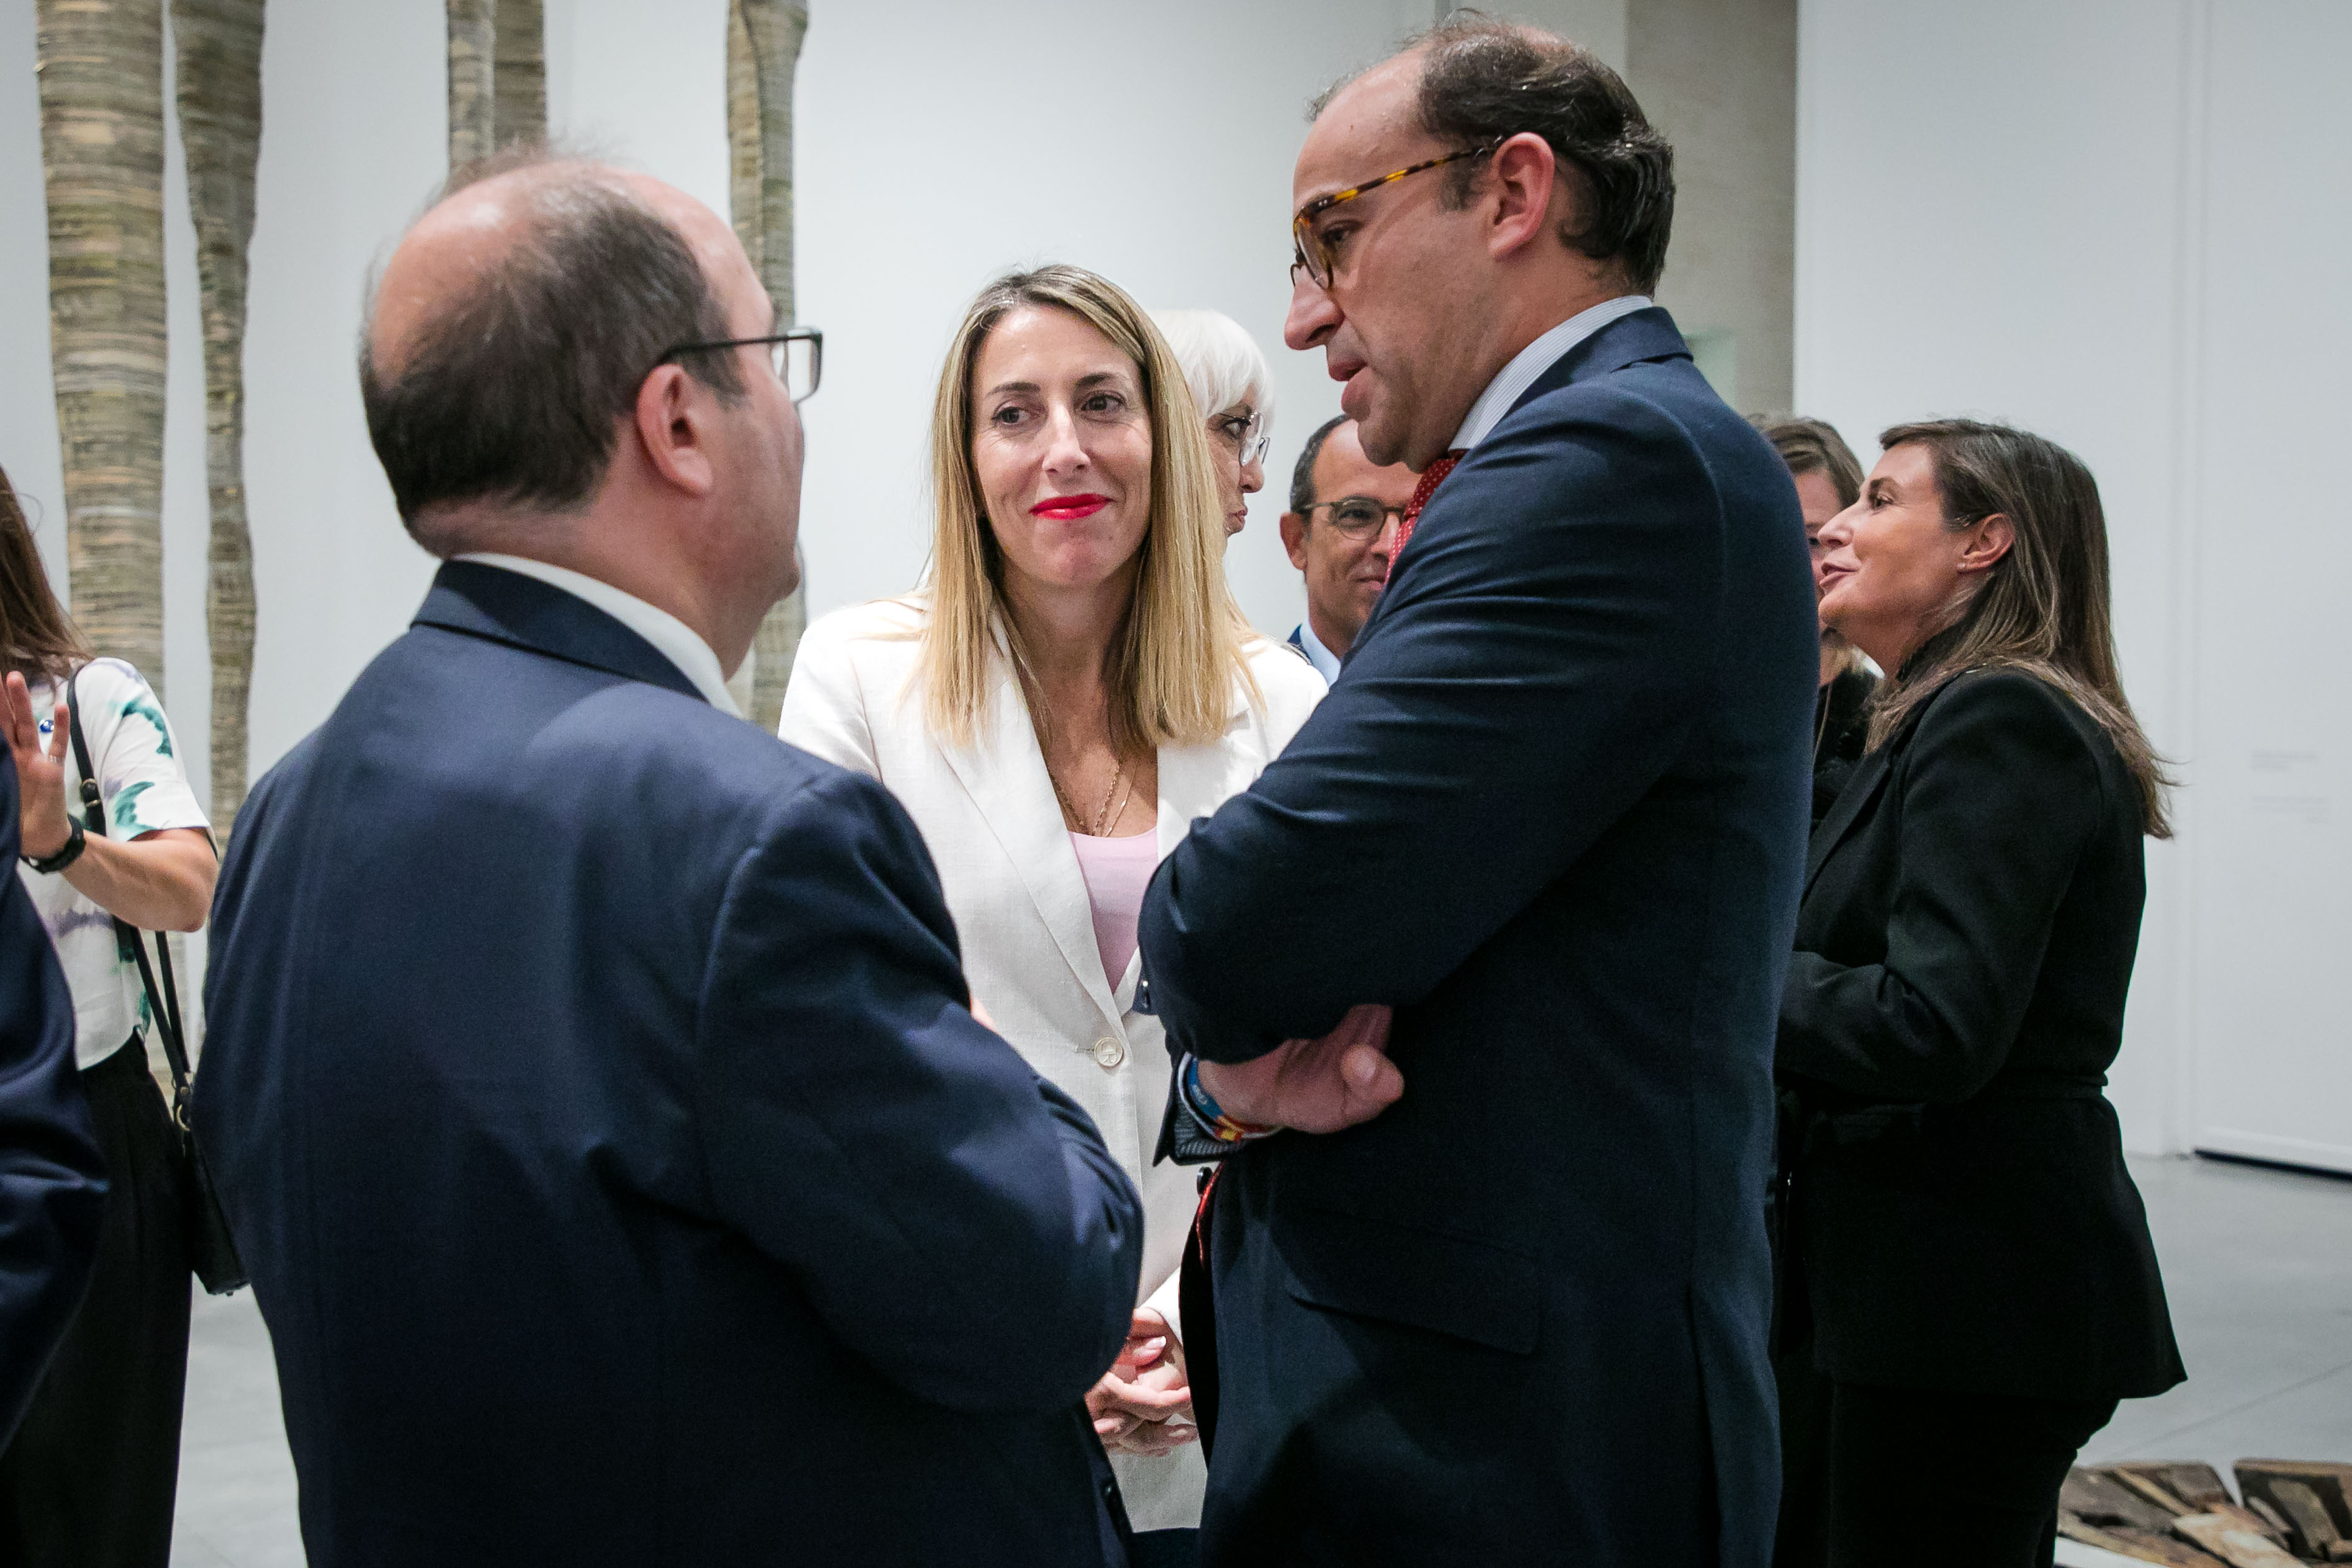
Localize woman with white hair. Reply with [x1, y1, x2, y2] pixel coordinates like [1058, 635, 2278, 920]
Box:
[1150, 308, 1273, 538]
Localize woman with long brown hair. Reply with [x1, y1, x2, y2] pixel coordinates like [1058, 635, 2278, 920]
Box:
[1772, 420, 2182, 1568]
[0, 462, 215, 1566]
[779, 266, 1324, 1562]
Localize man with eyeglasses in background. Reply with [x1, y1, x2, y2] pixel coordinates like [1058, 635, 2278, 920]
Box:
[1276, 414, 1420, 682]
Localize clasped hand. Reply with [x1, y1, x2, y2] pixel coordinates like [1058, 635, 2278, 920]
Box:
[1196, 1003, 1403, 1134]
[1087, 1307, 1194, 1456]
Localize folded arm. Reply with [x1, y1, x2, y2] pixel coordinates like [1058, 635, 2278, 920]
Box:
[1140, 396, 1722, 1066]
[697, 769, 1142, 1413]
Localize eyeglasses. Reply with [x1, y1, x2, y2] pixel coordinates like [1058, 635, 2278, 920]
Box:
[1304, 496, 1407, 538]
[656, 326, 823, 403]
[1290, 143, 1499, 290]
[1210, 408, 1269, 467]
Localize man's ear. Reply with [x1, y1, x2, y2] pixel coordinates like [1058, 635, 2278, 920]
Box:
[1279, 511, 1312, 571]
[1960, 513, 2015, 574]
[633, 364, 719, 497]
[1484, 132, 1561, 261]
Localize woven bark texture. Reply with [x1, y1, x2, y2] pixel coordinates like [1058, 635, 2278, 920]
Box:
[171, 0, 263, 828]
[729, 0, 809, 733]
[38, 0, 170, 692]
[446, 0, 495, 167]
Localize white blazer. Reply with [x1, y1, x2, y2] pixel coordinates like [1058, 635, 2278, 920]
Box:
[778, 595, 1322, 1529]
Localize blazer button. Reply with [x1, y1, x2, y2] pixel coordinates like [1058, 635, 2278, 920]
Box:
[1092, 1037, 1126, 1069]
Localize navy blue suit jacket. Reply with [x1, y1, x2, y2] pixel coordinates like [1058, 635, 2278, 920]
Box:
[1139, 309, 1815, 1566]
[196, 563, 1144, 1566]
[0, 750, 105, 1448]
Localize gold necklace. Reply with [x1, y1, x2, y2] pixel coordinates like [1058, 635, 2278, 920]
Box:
[1013, 637, 1134, 837]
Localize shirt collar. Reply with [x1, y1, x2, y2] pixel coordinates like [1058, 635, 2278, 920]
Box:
[451, 553, 742, 716]
[1291, 619, 1343, 684]
[1448, 294, 1653, 454]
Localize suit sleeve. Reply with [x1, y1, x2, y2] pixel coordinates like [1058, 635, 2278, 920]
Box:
[1140, 392, 1721, 1063]
[1777, 675, 2104, 1103]
[775, 613, 881, 778]
[0, 756, 107, 1446]
[695, 767, 1142, 1414]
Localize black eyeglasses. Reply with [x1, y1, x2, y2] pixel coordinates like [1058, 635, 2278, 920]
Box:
[657, 326, 822, 403]
[1304, 496, 1407, 538]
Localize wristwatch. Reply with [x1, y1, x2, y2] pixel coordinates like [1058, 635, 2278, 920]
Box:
[20, 818, 87, 875]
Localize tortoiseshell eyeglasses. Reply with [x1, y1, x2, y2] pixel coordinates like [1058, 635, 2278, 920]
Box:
[1290, 143, 1499, 290]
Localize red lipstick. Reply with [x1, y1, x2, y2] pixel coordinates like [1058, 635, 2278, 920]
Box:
[1032, 493, 1109, 521]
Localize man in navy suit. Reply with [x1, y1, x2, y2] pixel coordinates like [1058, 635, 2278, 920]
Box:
[0, 751, 105, 1451]
[195, 153, 1143, 1566]
[1139, 17, 1815, 1566]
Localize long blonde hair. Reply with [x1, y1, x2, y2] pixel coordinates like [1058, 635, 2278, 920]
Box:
[920, 264, 1253, 753]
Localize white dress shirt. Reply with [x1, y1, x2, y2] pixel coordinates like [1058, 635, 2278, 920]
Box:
[1448, 293, 1653, 454]
[1289, 619, 1344, 684]
[454, 553, 741, 716]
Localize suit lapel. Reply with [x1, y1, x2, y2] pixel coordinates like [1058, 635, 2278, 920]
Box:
[1512, 305, 1694, 415]
[935, 660, 1124, 1032]
[1803, 739, 1893, 896]
[413, 561, 704, 703]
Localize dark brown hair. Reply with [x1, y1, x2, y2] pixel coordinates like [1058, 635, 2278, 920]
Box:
[1288, 414, 1349, 514]
[1751, 414, 1863, 509]
[1385, 11, 1676, 294]
[1867, 419, 2172, 838]
[359, 150, 742, 545]
[0, 462, 91, 683]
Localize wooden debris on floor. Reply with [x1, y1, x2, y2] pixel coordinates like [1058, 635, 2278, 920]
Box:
[2237, 1464, 2352, 1563]
[2065, 1460, 2352, 1566]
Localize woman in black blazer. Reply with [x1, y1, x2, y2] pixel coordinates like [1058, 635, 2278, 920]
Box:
[1773, 419, 2183, 1568]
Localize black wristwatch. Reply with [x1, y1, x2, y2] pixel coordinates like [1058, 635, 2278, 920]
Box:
[21, 818, 87, 875]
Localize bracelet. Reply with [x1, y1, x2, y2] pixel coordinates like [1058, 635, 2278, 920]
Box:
[1185, 1055, 1277, 1144]
[20, 818, 86, 876]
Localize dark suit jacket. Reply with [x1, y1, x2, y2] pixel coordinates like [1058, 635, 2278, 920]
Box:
[0, 750, 105, 1447]
[1779, 666, 2183, 1400]
[195, 563, 1144, 1567]
[1810, 665, 1877, 828]
[1139, 308, 1816, 1567]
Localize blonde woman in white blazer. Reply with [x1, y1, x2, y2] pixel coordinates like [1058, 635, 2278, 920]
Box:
[779, 266, 1321, 1551]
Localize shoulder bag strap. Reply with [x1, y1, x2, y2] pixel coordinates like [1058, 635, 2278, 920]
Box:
[63, 666, 195, 1104]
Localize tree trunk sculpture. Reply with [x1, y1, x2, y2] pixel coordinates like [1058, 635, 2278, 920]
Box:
[171, 0, 263, 831]
[37, 0, 169, 694]
[448, 0, 544, 171]
[491, 0, 544, 151]
[729, 0, 809, 733]
[445, 0, 495, 167]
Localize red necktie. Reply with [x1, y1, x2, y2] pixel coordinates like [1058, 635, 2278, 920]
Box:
[1384, 449, 1465, 586]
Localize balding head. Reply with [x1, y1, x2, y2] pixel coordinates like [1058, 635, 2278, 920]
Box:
[361, 153, 757, 550]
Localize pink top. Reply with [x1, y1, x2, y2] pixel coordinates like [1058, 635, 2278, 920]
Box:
[1068, 828, 1159, 990]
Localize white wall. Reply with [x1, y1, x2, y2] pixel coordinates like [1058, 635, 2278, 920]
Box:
[1, 0, 1434, 805]
[1796, 0, 2352, 1167]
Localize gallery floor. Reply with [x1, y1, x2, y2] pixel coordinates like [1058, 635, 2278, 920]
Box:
[166, 1155, 2352, 1567]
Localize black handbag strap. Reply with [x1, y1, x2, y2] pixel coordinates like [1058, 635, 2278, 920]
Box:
[63, 666, 195, 1106]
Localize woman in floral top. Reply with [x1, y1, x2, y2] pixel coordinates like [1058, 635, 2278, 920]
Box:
[0, 464, 213, 1568]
